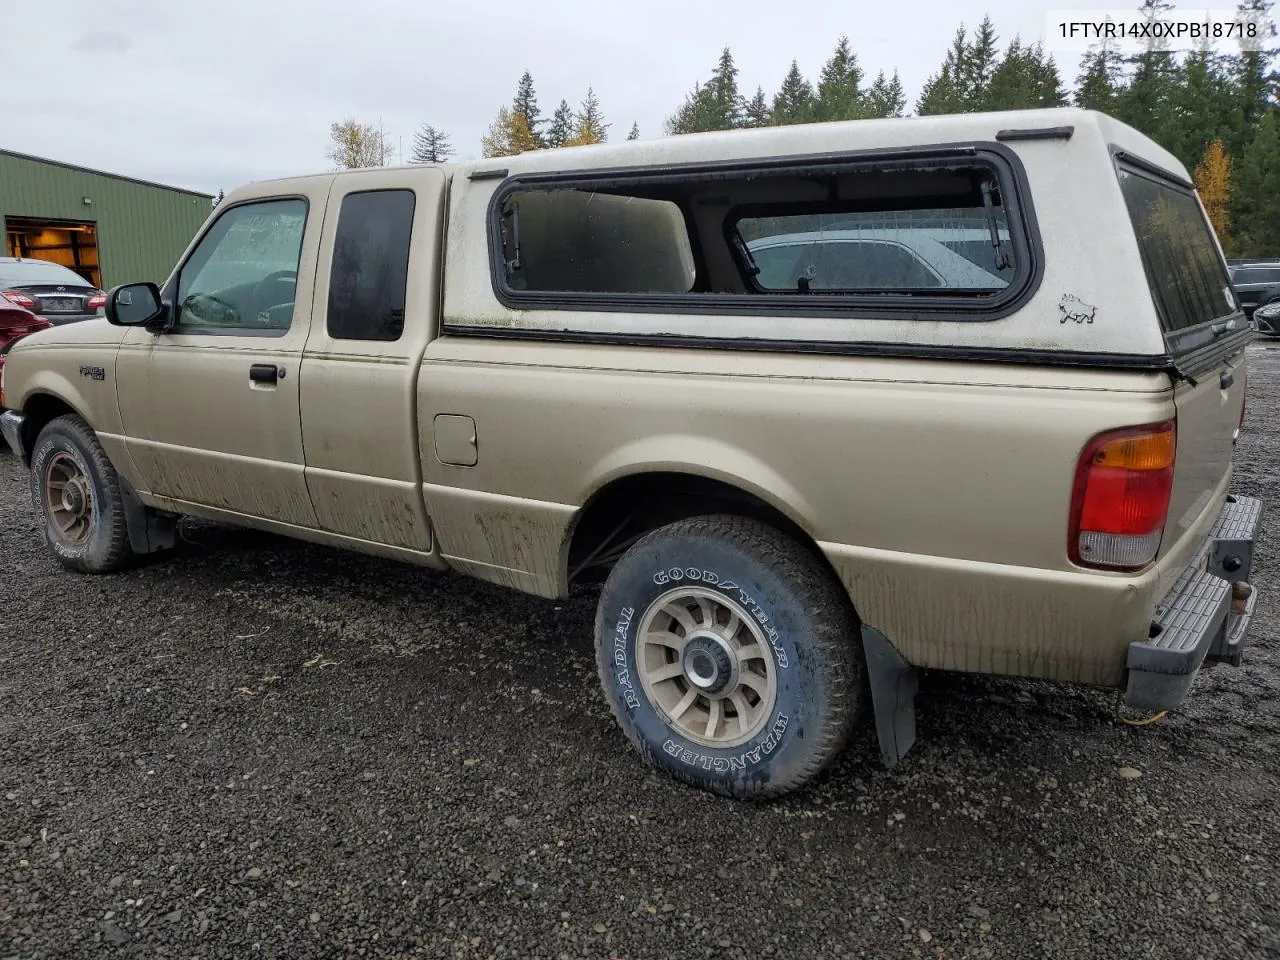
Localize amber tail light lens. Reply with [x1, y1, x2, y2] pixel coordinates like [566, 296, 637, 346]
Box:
[1069, 421, 1176, 571]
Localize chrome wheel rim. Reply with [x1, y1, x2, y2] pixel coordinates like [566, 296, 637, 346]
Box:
[636, 586, 778, 748]
[43, 451, 95, 546]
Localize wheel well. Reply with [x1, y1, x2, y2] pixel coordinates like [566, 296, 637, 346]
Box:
[18, 394, 78, 463]
[567, 472, 847, 598]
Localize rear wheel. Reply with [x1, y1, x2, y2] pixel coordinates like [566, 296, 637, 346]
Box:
[595, 515, 862, 798]
[29, 415, 133, 573]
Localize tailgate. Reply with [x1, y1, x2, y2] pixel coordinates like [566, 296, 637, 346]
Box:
[1117, 158, 1249, 559]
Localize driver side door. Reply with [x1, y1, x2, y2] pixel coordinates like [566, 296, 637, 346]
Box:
[116, 182, 329, 528]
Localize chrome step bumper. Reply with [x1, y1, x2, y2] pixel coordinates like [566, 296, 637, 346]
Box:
[1125, 495, 1262, 712]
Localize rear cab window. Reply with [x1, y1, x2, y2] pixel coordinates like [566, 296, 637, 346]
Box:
[1118, 163, 1238, 351]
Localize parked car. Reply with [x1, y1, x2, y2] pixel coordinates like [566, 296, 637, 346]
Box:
[0, 108, 1261, 799]
[1228, 261, 1280, 318]
[0, 257, 106, 325]
[1253, 299, 1280, 335]
[0, 301, 51, 450]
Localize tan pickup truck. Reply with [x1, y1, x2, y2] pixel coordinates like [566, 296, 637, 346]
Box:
[0, 108, 1261, 798]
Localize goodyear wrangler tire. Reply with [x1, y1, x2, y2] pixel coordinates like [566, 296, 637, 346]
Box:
[595, 515, 862, 798]
[29, 414, 133, 574]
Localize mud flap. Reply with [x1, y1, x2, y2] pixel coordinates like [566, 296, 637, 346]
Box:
[861, 626, 918, 767]
[118, 475, 176, 554]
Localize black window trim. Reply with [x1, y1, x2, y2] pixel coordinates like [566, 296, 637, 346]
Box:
[167, 194, 310, 339]
[325, 187, 417, 343]
[1110, 149, 1249, 368]
[478, 141, 1043, 324]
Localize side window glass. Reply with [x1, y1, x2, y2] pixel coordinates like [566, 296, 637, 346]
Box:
[327, 190, 416, 342]
[176, 199, 307, 334]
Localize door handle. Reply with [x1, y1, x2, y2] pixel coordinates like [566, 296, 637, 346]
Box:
[249, 363, 281, 384]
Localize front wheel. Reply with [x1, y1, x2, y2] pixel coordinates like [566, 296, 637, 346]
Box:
[29, 414, 133, 573]
[595, 515, 862, 798]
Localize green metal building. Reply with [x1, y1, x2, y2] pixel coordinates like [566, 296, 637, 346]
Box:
[1, 149, 212, 289]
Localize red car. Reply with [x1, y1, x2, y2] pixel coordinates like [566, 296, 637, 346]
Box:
[0, 299, 52, 383]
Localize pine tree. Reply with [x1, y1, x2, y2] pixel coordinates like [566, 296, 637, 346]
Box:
[985, 38, 1067, 110]
[546, 100, 574, 149]
[743, 86, 773, 127]
[1075, 37, 1125, 111]
[917, 27, 969, 114]
[1114, 0, 1180, 142]
[1231, 0, 1278, 155]
[1230, 112, 1280, 254]
[667, 82, 712, 135]
[706, 47, 745, 129]
[963, 16, 1000, 102]
[1194, 139, 1234, 246]
[565, 87, 609, 146]
[410, 123, 453, 163]
[627, 122, 640, 140]
[815, 36, 864, 121]
[512, 71, 545, 148]
[865, 71, 907, 117]
[480, 106, 540, 158]
[1165, 44, 1242, 172]
[772, 60, 815, 124]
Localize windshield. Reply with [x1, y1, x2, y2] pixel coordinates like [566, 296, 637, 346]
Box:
[1119, 169, 1236, 332]
[0, 259, 94, 287]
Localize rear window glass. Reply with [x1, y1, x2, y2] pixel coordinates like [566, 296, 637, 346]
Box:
[1235, 267, 1280, 284]
[738, 210, 1010, 292]
[327, 189, 415, 342]
[0, 259, 91, 286]
[1119, 169, 1235, 332]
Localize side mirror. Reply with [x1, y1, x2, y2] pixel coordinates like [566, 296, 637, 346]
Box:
[105, 282, 166, 328]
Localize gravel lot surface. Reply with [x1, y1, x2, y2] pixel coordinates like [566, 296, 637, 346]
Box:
[3, 349, 1280, 960]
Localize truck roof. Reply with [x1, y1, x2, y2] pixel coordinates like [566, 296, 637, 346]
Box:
[252, 109, 1180, 193]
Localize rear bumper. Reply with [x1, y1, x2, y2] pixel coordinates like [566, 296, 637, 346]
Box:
[1125, 494, 1263, 712]
[0, 409, 25, 459]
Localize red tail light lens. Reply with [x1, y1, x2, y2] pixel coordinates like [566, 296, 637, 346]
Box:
[87, 292, 107, 310]
[3, 291, 36, 310]
[1069, 421, 1176, 571]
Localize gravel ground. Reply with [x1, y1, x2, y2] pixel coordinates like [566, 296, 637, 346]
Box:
[3, 350, 1280, 960]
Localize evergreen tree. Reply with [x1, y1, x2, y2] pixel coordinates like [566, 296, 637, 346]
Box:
[815, 36, 864, 121]
[1230, 111, 1280, 254]
[565, 87, 609, 146]
[743, 86, 773, 126]
[984, 38, 1067, 110]
[1164, 44, 1242, 172]
[627, 122, 640, 140]
[410, 123, 453, 163]
[706, 47, 745, 129]
[512, 71, 545, 147]
[865, 70, 907, 117]
[1231, 0, 1278, 155]
[481, 106, 540, 158]
[1114, 0, 1180, 143]
[1194, 139, 1234, 245]
[772, 60, 815, 124]
[546, 99, 574, 149]
[666, 49, 744, 133]
[917, 27, 969, 114]
[1075, 37, 1126, 111]
[962, 16, 1000, 104]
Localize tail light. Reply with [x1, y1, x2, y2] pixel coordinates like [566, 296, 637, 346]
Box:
[87, 292, 107, 310]
[3, 291, 36, 310]
[1069, 421, 1176, 571]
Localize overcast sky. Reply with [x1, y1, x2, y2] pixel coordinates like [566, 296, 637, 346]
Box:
[7, 0, 1105, 195]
